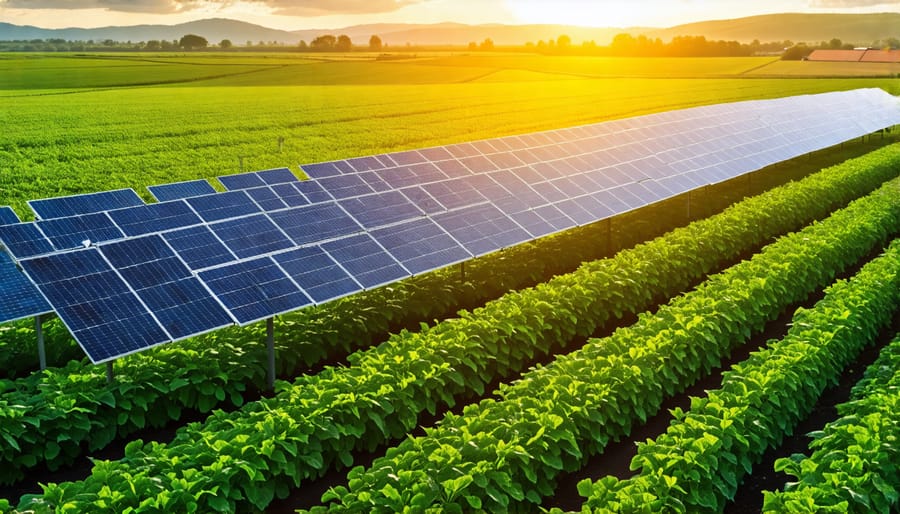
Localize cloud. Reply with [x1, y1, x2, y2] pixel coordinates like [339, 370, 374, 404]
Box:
[809, 0, 900, 6]
[0, 0, 426, 14]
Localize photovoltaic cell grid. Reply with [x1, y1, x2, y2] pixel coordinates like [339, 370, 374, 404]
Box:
[3, 89, 898, 360]
[0, 252, 52, 323]
[0, 207, 19, 226]
[28, 189, 144, 220]
[147, 180, 217, 202]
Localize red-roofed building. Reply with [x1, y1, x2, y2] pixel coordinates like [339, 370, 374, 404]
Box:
[860, 50, 900, 63]
[807, 49, 864, 62]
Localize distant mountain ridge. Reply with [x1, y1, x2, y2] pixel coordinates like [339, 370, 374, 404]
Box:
[0, 13, 896, 47]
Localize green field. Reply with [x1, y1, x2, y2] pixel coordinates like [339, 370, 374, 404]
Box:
[1, 52, 898, 217]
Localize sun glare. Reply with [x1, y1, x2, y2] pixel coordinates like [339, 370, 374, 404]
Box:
[506, 0, 644, 27]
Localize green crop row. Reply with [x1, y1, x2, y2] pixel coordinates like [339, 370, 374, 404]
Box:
[0, 217, 611, 486]
[13, 150, 899, 513]
[762, 331, 900, 513]
[577, 237, 900, 513]
[312, 177, 900, 512]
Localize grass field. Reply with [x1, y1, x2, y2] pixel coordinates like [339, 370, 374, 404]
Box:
[1, 52, 898, 217]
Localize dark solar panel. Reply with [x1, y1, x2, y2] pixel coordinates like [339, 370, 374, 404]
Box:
[147, 180, 217, 202]
[0, 207, 20, 226]
[38, 212, 124, 251]
[198, 257, 312, 325]
[294, 179, 334, 204]
[399, 186, 445, 215]
[210, 214, 294, 259]
[321, 233, 410, 289]
[246, 187, 288, 212]
[432, 203, 531, 257]
[186, 191, 261, 222]
[269, 203, 362, 246]
[107, 200, 201, 237]
[0, 223, 56, 259]
[28, 189, 144, 220]
[317, 174, 375, 200]
[371, 218, 471, 275]
[0, 252, 52, 323]
[339, 190, 424, 229]
[273, 246, 361, 303]
[271, 183, 311, 208]
[257, 167, 299, 185]
[422, 178, 487, 211]
[218, 172, 266, 191]
[20, 249, 169, 364]
[162, 225, 235, 270]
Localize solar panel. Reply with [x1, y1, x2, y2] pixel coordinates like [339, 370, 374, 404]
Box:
[432, 203, 531, 257]
[28, 189, 144, 220]
[271, 183, 311, 208]
[422, 178, 488, 211]
[269, 203, 362, 246]
[0, 223, 55, 259]
[0, 252, 52, 323]
[19, 249, 170, 363]
[294, 180, 333, 204]
[257, 167, 299, 185]
[198, 257, 312, 325]
[100, 235, 233, 339]
[371, 218, 471, 275]
[147, 180, 217, 202]
[321, 233, 410, 289]
[399, 186, 445, 215]
[273, 246, 361, 303]
[317, 174, 376, 200]
[107, 200, 201, 237]
[510, 204, 576, 238]
[38, 212, 124, 251]
[210, 214, 294, 259]
[186, 191, 261, 222]
[245, 186, 288, 212]
[339, 191, 424, 229]
[0, 207, 19, 226]
[218, 172, 266, 191]
[162, 225, 236, 270]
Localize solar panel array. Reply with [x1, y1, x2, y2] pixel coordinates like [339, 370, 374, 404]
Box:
[2, 89, 899, 364]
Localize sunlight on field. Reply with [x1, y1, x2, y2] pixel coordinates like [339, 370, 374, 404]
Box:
[748, 60, 900, 77]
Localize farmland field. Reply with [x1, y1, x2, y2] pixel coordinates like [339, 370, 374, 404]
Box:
[2, 52, 900, 513]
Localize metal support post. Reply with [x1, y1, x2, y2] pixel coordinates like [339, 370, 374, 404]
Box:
[267, 317, 276, 391]
[106, 361, 114, 384]
[36, 314, 46, 371]
[459, 262, 465, 281]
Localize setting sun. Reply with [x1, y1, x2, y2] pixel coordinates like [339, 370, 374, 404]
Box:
[506, 0, 647, 27]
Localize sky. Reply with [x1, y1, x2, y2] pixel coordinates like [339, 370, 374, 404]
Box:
[1, 0, 899, 30]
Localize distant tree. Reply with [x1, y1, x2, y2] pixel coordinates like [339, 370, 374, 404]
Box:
[782, 43, 811, 60]
[179, 34, 208, 50]
[310, 34, 337, 51]
[145, 40, 161, 50]
[479, 38, 494, 50]
[336, 34, 352, 52]
[246, 40, 253, 47]
[219, 39, 232, 49]
[828, 38, 843, 49]
[161, 40, 177, 50]
[298, 40, 308, 50]
[468, 41, 478, 50]
[557, 34, 571, 49]
[369, 35, 383, 51]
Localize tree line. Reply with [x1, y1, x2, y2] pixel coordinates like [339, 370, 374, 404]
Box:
[0, 34, 385, 53]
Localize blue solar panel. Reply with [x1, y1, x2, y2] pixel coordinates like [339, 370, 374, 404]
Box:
[147, 180, 217, 202]
[38, 212, 124, 251]
[339, 191, 424, 229]
[101, 235, 233, 339]
[317, 174, 375, 200]
[399, 186, 445, 215]
[371, 218, 471, 275]
[273, 246, 361, 303]
[210, 214, 294, 259]
[321, 233, 410, 289]
[186, 191, 261, 222]
[346, 156, 383, 173]
[301, 160, 354, 179]
[20, 249, 169, 364]
[0, 252, 52, 323]
[246, 187, 288, 212]
[358, 171, 393, 193]
[162, 225, 235, 270]
[28, 189, 144, 220]
[422, 178, 488, 211]
[509, 205, 575, 238]
[294, 180, 333, 204]
[0, 223, 55, 259]
[433, 203, 531, 257]
[270, 203, 362, 246]
[380, 163, 447, 189]
[198, 257, 312, 325]
[433, 159, 471, 178]
[257, 167, 299, 185]
[218, 172, 266, 191]
[108, 200, 201, 237]
[271, 183, 311, 208]
[555, 196, 615, 225]
[0, 207, 19, 226]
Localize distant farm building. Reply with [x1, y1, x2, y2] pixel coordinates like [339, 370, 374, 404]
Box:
[807, 49, 900, 63]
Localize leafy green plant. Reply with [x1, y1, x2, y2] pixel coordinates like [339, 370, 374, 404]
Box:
[578, 239, 900, 513]
[310, 179, 900, 513]
[762, 332, 900, 513]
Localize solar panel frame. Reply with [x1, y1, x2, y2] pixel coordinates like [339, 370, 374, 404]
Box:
[0, 252, 53, 323]
[209, 213, 295, 260]
[338, 190, 425, 229]
[257, 167, 299, 185]
[162, 225, 237, 271]
[218, 172, 267, 191]
[185, 190, 262, 222]
[269, 202, 363, 246]
[37, 212, 124, 251]
[371, 218, 472, 276]
[320, 233, 411, 289]
[432, 203, 532, 257]
[0, 207, 20, 226]
[147, 180, 217, 202]
[272, 246, 362, 304]
[0, 223, 56, 259]
[107, 200, 202, 237]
